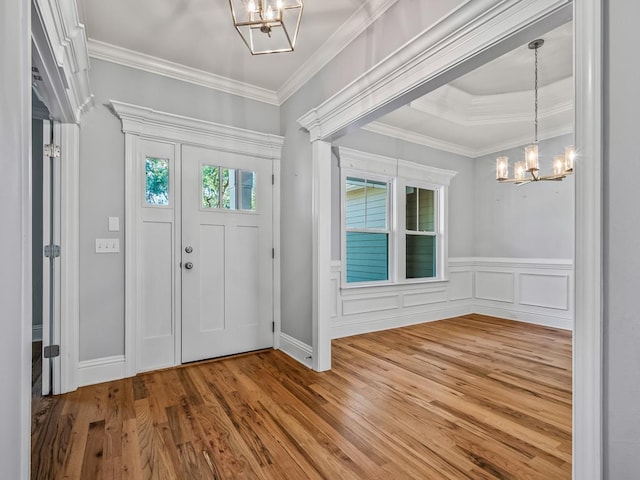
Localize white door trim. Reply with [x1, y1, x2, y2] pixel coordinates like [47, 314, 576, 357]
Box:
[299, 0, 602, 478]
[110, 101, 284, 375]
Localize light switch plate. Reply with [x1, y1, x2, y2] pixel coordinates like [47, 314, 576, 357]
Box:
[96, 238, 120, 253]
[108, 216, 120, 232]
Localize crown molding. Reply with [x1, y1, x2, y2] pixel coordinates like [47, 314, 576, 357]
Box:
[410, 78, 574, 126]
[277, 0, 399, 104]
[88, 39, 280, 106]
[364, 120, 573, 158]
[362, 122, 477, 157]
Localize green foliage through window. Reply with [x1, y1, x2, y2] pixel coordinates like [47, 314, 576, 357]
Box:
[145, 157, 169, 206]
[202, 165, 256, 211]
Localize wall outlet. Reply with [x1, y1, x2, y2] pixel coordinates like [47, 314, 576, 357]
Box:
[96, 238, 120, 253]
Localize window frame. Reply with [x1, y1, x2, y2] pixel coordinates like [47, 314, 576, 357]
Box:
[340, 148, 456, 289]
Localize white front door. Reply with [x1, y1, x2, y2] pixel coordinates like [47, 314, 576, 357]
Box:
[180, 144, 274, 363]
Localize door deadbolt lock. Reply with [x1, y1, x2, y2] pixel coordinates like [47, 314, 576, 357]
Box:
[184, 262, 194, 270]
[185, 246, 193, 253]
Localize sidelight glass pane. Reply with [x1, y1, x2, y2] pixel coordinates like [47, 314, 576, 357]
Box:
[202, 165, 220, 208]
[406, 234, 436, 279]
[145, 157, 169, 206]
[346, 232, 388, 283]
[221, 168, 234, 209]
[406, 186, 435, 232]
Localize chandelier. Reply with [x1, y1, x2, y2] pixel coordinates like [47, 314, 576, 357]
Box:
[496, 39, 575, 185]
[228, 0, 304, 55]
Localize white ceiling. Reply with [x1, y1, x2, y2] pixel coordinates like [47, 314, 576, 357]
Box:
[78, 0, 574, 157]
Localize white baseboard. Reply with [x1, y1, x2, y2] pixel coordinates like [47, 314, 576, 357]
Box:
[77, 355, 127, 387]
[32, 325, 43, 342]
[278, 333, 313, 369]
[332, 304, 474, 339]
[473, 305, 573, 330]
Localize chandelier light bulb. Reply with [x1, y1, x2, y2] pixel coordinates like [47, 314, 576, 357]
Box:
[266, 5, 274, 20]
[525, 144, 539, 172]
[247, 0, 256, 13]
[496, 156, 509, 180]
[515, 161, 526, 182]
[564, 145, 575, 172]
[553, 155, 565, 175]
[277, 0, 283, 9]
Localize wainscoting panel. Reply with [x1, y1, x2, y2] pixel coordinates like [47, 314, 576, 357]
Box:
[519, 273, 570, 310]
[449, 271, 473, 301]
[330, 258, 574, 339]
[475, 271, 515, 303]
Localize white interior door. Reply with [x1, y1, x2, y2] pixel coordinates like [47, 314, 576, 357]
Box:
[181, 144, 273, 363]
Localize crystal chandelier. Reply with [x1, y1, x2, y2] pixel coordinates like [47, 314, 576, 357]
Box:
[496, 39, 575, 185]
[228, 0, 304, 55]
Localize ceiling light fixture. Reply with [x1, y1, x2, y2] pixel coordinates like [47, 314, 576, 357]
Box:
[229, 0, 303, 55]
[496, 39, 575, 185]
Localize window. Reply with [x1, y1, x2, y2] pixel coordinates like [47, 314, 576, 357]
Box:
[405, 186, 436, 279]
[341, 148, 456, 286]
[202, 164, 256, 211]
[145, 157, 170, 206]
[345, 177, 390, 283]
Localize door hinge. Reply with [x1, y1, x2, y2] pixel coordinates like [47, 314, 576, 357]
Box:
[43, 345, 60, 358]
[44, 245, 61, 258]
[44, 144, 61, 158]
[272, 174, 275, 185]
[272, 248, 275, 259]
[272, 322, 275, 333]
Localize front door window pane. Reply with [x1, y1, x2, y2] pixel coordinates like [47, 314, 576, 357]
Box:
[202, 165, 256, 211]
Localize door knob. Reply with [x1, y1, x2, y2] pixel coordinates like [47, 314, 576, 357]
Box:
[184, 262, 194, 270]
[185, 246, 193, 253]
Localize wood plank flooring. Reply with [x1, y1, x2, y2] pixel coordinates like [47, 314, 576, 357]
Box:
[31, 314, 572, 479]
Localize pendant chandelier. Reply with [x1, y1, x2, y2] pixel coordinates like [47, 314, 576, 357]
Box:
[496, 39, 575, 185]
[228, 0, 304, 55]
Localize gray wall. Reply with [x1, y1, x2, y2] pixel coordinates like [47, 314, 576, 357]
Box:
[78, 59, 279, 361]
[604, 1, 640, 478]
[473, 134, 575, 258]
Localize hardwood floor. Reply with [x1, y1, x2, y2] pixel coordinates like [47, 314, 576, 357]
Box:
[31, 314, 572, 479]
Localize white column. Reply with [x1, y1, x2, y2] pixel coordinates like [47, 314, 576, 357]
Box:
[0, 0, 31, 478]
[311, 139, 332, 371]
[574, 0, 604, 479]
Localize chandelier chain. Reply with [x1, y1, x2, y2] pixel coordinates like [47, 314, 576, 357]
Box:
[534, 44, 538, 143]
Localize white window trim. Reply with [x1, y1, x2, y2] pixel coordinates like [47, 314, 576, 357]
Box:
[339, 147, 456, 289]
